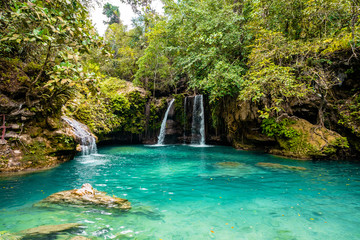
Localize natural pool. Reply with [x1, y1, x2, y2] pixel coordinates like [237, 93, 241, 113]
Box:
[1, 145, 360, 239]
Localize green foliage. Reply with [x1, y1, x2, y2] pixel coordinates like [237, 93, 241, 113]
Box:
[134, 19, 175, 96]
[65, 76, 149, 136]
[103, 3, 120, 25]
[101, 23, 141, 81]
[111, 94, 131, 115]
[322, 137, 350, 155]
[173, 94, 185, 125]
[0, 0, 102, 116]
[261, 118, 300, 139]
[22, 141, 47, 165]
[337, 93, 360, 136]
[164, 0, 248, 102]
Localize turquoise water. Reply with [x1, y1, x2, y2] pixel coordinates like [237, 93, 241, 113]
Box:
[1, 145, 360, 239]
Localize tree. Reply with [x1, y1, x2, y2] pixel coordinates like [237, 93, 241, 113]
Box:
[162, 0, 249, 102]
[103, 3, 121, 25]
[101, 22, 141, 80]
[134, 19, 175, 96]
[0, 0, 102, 115]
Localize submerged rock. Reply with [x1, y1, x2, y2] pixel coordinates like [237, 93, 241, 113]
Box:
[37, 183, 131, 210]
[70, 236, 92, 240]
[0, 232, 21, 240]
[257, 162, 307, 171]
[20, 223, 81, 235]
[215, 161, 245, 167]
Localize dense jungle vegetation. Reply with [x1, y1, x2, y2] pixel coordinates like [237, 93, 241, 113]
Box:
[0, 0, 360, 168]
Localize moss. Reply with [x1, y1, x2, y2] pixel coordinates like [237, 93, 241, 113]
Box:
[148, 99, 166, 132]
[50, 134, 77, 150]
[266, 118, 348, 159]
[65, 77, 150, 138]
[22, 141, 48, 166]
[337, 94, 360, 137]
[173, 94, 185, 126]
[28, 127, 42, 138]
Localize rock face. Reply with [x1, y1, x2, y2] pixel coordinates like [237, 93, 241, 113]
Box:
[37, 184, 131, 210]
[0, 59, 79, 173]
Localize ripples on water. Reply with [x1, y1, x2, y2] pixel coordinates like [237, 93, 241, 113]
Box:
[1, 145, 360, 239]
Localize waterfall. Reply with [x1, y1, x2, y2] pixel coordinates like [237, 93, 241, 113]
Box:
[191, 95, 206, 145]
[183, 97, 187, 144]
[157, 99, 175, 145]
[62, 116, 97, 155]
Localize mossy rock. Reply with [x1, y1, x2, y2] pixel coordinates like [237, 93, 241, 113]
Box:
[276, 118, 349, 159]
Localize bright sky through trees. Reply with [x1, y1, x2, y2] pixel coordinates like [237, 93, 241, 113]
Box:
[90, 0, 164, 35]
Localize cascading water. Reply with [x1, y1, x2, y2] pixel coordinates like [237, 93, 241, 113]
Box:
[157, 99, 175, 145]
[191, 95, 206, 145]
[62, 116, 97, 155]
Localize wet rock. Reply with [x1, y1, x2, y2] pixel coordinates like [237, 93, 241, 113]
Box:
[20, 223, 81, 235]
[257, 162, 307, 171]
[0, 94, 20, 113]
[10, 108, 35, 117]
[37, 183, 131, 210]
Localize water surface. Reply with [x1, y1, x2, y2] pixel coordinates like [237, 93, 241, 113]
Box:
[1, 145, 360, 239]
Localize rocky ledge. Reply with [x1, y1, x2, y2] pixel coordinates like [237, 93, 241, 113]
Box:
[36, 183, 131, 210]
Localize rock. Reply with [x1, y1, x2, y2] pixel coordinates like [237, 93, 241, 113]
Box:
[37, 183, 131, 210]
[10, 108, 35, 117]
[274, 118, 349, 159]
[9, 124, 20, 130]
[20, 223, 81, 235]
[13, 150, 21, 155]
[215, 162, 245, 167]
[47, 116, 60, 130]
[73, 183, 95, 196]
[70, 236, 92, 240]
[257, 162, 307, 171]
[4, 131, 17, 139]
[76, 144, 82, 152]
[0, 94, 21, 114]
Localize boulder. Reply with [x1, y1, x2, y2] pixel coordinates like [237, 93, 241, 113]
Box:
[257, 162, 306, 171]
[37, 183, 131, 210]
